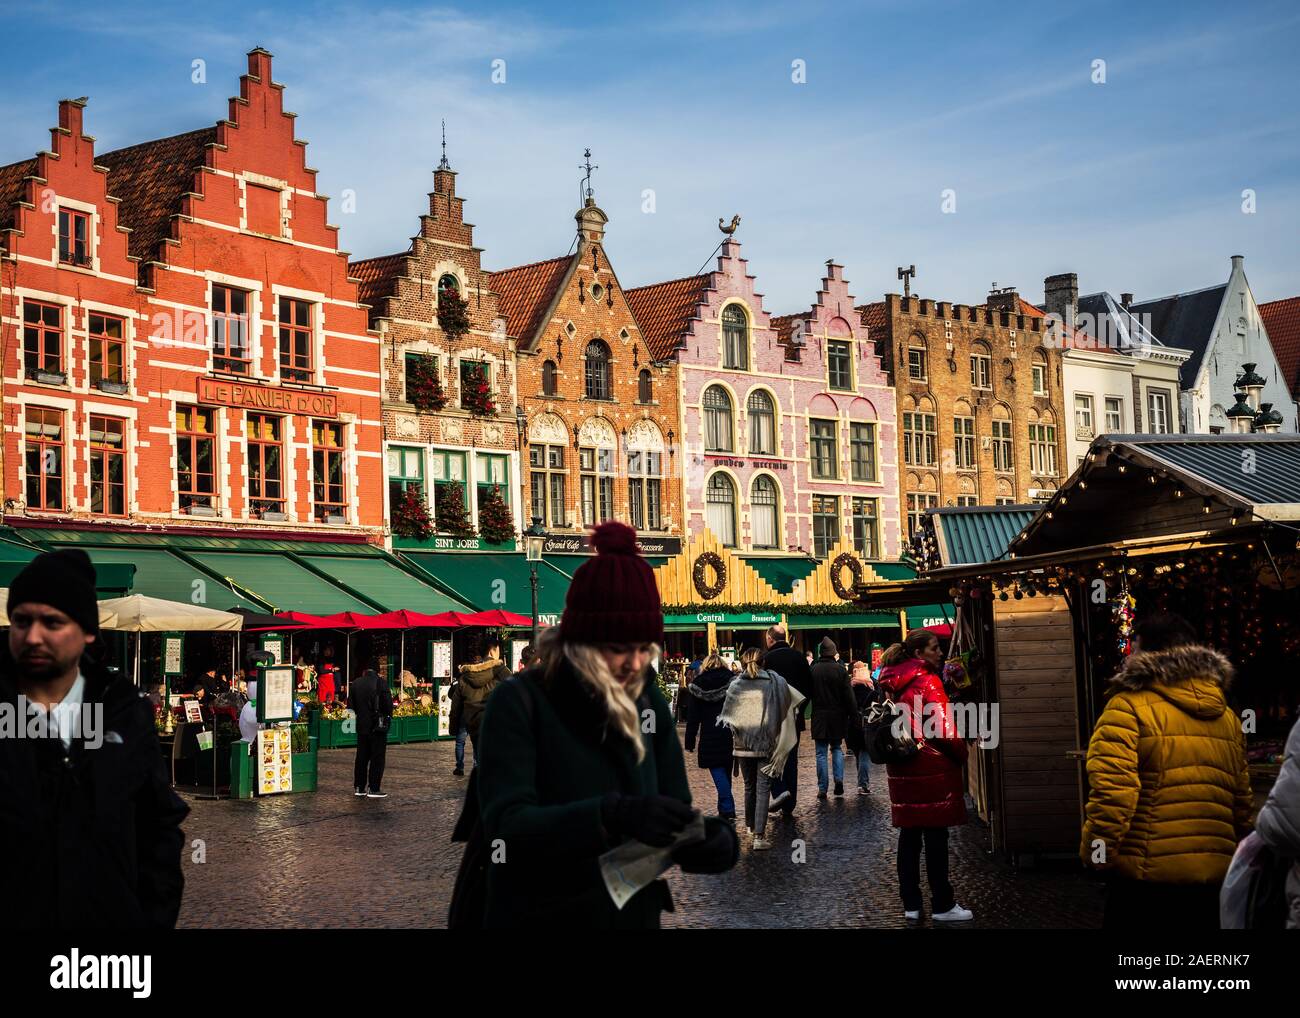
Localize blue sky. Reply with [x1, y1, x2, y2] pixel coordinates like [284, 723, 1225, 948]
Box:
[2, 0, 1297, 311]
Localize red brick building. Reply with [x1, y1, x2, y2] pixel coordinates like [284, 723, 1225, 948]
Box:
[350, 161, 521, 550]
[490, 196, 683, 554]
[0, 49, 383, 546]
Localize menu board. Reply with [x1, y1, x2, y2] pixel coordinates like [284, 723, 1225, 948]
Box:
[437, 681, 452, 738]
[257, 728, 293, 795]
[511, 639, 531, 673]
[258, 666, 295, 723]
[431, 640, 453, 680]
[184, 699, 204, 724]
[260, 636, 285, 666]
[162, 633, 184, 676]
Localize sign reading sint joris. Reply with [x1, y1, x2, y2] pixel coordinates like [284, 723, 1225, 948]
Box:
[197, 377, 338, 417]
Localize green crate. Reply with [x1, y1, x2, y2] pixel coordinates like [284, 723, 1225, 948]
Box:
[402, 715, 435, 742]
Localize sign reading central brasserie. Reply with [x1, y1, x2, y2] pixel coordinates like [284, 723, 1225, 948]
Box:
[198, 377, 338, 418]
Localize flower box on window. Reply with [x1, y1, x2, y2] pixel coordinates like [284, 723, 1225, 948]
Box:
[95, 378, 129, 395]
[260, 511, 288, 522]
[35, 370, 67, 386]
[185, 504, 218, 518]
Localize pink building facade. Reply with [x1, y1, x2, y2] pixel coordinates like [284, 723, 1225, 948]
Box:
[627, 241, 899, 560]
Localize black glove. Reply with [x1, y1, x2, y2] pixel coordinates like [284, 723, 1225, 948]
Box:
[601, 793, 695, 847]
[674, 816, 739, 874]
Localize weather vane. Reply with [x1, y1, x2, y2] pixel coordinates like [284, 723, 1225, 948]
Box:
[719, 215, 741, 236]
[580, 148, 598, 200]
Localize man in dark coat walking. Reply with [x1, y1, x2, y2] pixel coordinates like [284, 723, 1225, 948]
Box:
[347, 665, 394, 798]
[810, 637, 857, 798]
[761, 624, 812, 816]
[0, 549, 189, 928]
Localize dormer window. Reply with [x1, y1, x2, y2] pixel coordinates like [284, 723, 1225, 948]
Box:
[58, 208, 91, 266]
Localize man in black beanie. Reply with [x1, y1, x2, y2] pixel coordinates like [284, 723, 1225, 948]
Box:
[0, 549, 189, 928]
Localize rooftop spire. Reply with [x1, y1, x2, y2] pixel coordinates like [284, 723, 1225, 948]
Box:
[580, 148, 598, 202]
[438, 119, 450, 171]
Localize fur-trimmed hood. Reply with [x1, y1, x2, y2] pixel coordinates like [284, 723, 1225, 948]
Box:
[1107, 644, 1234, 720]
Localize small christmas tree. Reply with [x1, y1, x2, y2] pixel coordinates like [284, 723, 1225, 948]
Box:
[406, 353, 447, 413]
[391, 486, 434, 541]
[436, 289, 471, 342]
[461, 364, 496, 417]
[435, 483, 476, 538]
[478, 485, 516, 545]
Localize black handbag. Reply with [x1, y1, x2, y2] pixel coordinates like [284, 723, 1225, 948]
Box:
[371, 682, 390, 734]
[862, 683, 920, 766]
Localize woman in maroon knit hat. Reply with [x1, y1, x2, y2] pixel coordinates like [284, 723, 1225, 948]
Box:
[474, 521, 738, 928]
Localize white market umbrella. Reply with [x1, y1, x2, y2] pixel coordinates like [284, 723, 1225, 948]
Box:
[96, 595, 243, 632]
[0, 588, 120, 629]
[97, 594, 243, 688]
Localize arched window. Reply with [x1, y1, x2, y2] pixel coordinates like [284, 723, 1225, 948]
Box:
[584, 340, 611, 400]
[751, 475, 779, 549]
[1031, 349, 1048, 396]
[437, 274, 459, 299]
[722, 304, 749, 370]
[542, 359, 558, 397]
[703, 386, 733, 452]
[747, 390, 775, 454]
[706, 473, 737, 547]
[638, 369, 653, 404]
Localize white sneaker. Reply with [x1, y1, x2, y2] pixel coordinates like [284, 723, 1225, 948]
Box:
[904, 910, 921, 920]
[933, 904, 973, 922]
[751, 836, 772, 851]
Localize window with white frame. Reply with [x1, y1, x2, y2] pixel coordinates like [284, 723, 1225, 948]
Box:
[751, 475, 779, 550]
[1147, 390, 1172, 433]
[851, 497, 879, 558]
[580, 446, 614, 525]
[954, 415, 976, 469]
[628, 449, 662, 531]
[747, 390, 776, 455]
[529, 444, 566, 527]
[722, 305, 749, 370]
[906, 492, 938, 537]
[812, 494, 840, 558]
[992, 418, 1013, 472]
[1074, 393, 1094, 435]
[706, 473, 737, 547]
[1029, 423, 1058, 476]
[704, 386, 734, 452]
[1104, 396, 1123, 433]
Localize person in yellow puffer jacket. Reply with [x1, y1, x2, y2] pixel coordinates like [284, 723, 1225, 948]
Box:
[1082, 613, 1252, 930]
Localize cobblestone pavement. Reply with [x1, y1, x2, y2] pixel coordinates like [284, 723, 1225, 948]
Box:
[178, 734, 1104, 929]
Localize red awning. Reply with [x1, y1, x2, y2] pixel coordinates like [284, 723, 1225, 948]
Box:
[459, 609, 533, 628]
[356, 609, 466, 630]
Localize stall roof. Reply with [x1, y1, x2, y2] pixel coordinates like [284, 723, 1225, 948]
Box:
[927, 505, 1040, 566]
[1012, 434, 1300, 558]
[398, 552, 573, 617]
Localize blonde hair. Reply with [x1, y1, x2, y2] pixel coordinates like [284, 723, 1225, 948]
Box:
[537, 626, 650, 762]
[701, 652, 727, 672]
[740, 646, 763, 677]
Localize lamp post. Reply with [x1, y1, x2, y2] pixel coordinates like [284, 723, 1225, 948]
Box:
[524, 516, 547, 649]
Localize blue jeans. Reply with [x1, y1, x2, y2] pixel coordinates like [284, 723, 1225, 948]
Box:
[708, 766, 736, 815]
[815, 739, 844, 792]
[856, 748, 871, 787]
[455, 723, 468, 769]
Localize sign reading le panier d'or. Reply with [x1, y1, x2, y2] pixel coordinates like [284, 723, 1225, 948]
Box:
[198, 377, 338, 418]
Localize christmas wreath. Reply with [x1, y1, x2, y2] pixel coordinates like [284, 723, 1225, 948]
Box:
[436, 289, 471, 342]
[830, 553, 863, 600]
[692, 552, 727, 600]
[406, 353, 447, 413]
[461, 364, 496, 417]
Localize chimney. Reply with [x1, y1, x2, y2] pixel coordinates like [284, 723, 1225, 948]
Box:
[1120, 293, 1134, 308]
[576, 197, 608, 245]
[58, 97, 87, 136]
[985, 285, 1020, 313]
[1043, 273, 1078, 328]
[1231, 254, 1244, 272]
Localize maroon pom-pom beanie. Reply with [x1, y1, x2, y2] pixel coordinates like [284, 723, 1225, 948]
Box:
[559, 521, 663, 647]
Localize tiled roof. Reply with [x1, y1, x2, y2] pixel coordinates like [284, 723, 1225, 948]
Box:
[488, 255, 573, 345]
[857, 301, 887, 332]
[99, 127, 217, 267]
[0, 157, 38, 239]
[1017, 298, 1045, 318]
[1259, 296, 1300, 399]
[768, 312, 808, 344]
[624, 274, 709, 360]
[349, 252, 410, 321]
[1128, 284, 1227, 387]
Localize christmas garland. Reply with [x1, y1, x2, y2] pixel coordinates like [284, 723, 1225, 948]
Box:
[692, 552, 727, 600]
[661, 602, 868, 616]
[436, 289, 471, 342]
[406, 353, 447, 413]
[830, 553, 863, 600]
[461, 364, 496, 417]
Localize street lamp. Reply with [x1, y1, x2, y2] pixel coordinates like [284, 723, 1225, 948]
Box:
[524, 516, 547, 649]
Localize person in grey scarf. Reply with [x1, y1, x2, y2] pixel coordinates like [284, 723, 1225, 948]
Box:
[718, 647, 806, 850]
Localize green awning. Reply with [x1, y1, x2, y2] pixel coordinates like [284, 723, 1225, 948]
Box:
[399, 552, 572, 618]
[296, 554, 469, 613]
[743, 556, 817, 594]
[0, 556, 136, 594]
[787, 612, 902, 630]
[186, 551, 373, 614]
[62, 548, 251, 606]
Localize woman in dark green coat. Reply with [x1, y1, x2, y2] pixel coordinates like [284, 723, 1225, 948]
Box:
[476, 522, 737, 929]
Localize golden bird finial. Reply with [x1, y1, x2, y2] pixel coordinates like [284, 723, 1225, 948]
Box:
[718, 215, 741, 236]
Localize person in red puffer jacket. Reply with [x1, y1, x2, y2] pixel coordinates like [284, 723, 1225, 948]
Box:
[876, 630, 973, 923]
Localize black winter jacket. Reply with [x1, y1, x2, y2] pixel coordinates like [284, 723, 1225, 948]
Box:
[347, 669, 394, 736]
[683, 667, 734, 770]
[761, 642, 813, 732]
[0, 655, 189, 928]
[809, 656, 857, 743]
